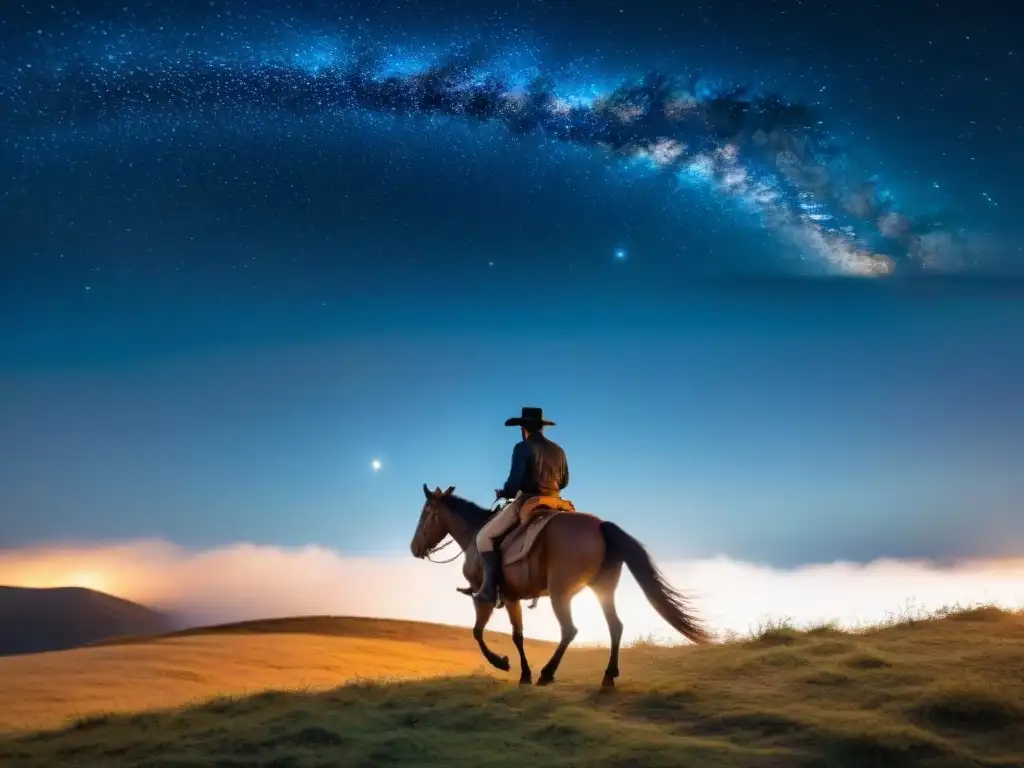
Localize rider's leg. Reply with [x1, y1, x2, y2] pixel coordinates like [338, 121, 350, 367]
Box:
[473, 497, 523, 603]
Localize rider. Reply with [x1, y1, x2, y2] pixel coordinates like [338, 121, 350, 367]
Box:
[472, 406, 570, 604]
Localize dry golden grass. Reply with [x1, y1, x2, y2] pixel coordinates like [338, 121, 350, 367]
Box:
[0, 617, 557, 733]
[2, 607, 1024, 767]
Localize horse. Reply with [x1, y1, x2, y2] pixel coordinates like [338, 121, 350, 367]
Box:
[410, 484, 710, 688]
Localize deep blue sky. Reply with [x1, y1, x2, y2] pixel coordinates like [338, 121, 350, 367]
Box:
[1, 0, 1022, 567]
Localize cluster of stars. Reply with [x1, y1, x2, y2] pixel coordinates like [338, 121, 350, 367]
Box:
[1, 17, 991, 278]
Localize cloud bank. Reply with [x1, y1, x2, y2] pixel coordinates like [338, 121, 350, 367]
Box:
[3, 540, 1023, 645]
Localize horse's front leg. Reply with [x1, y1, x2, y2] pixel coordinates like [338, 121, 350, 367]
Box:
[473, 600, 510, 672]
[505, 599, 531, 685]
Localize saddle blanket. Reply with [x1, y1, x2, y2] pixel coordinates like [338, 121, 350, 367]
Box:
[500, 496, 576, 566]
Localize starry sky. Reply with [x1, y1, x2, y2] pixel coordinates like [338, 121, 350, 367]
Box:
[2, 0, 1022, 570]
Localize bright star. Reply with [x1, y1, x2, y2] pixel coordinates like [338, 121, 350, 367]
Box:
[371, 459, 382, 471]
[614, 248, 627, 260]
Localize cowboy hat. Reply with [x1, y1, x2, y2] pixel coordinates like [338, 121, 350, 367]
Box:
[504, 406, 556, 428]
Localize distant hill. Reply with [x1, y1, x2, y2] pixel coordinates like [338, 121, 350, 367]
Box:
[0, 585, 177, 657]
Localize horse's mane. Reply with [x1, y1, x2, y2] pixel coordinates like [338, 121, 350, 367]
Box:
[443, 493, 493, 528]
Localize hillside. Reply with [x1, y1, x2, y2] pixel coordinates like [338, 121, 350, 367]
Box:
[1, 608, 1023, 767]
[0, 585, 176, 657]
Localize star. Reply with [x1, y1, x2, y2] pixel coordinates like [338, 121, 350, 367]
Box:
[614, 248, 627, 260]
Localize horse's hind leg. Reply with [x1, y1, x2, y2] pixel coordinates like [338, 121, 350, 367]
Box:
[591, 562, 624, 689]
[504, 600, 532, 685]
[536, 588, 578, 686]
[473, 600, 510, 672]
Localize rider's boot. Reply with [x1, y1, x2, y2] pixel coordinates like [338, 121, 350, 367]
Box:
[473, 550, 501, 604]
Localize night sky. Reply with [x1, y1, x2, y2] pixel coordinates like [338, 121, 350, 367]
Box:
[2, 0, 1022, 569]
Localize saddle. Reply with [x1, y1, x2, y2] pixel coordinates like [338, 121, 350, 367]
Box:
[458, 496, 577, 609]
[517, 495, 576, 526]
[501, 496, 576, 564]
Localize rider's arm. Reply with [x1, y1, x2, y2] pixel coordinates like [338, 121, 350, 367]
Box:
[559, 458, 569, 490]
[499, 440, 528, 498]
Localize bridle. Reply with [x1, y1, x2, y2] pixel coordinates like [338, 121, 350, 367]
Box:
[420, 497, 505, 564]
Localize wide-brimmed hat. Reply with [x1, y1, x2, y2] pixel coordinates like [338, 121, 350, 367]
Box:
[504, 406, 555, 428]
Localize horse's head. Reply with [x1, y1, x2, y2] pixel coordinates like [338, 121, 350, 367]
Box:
[410, 483, 456, 559]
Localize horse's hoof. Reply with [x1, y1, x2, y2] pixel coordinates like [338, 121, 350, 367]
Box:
[519, 676, 532, 686]
[536, 674, 555, 687]
[494, 655, 510, 672]
[600, 675, 616, 690]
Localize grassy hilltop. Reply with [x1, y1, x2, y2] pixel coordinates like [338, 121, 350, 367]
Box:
[1, 606, 1023, 767]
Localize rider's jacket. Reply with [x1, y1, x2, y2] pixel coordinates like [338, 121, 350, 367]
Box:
[499, 432, 570, 499]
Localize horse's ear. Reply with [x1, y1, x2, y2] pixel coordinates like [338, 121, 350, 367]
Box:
[443, 485, 455, 496]
[422, 483, 431, 499]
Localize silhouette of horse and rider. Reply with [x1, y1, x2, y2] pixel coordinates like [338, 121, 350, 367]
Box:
[410, 407, 710, 688]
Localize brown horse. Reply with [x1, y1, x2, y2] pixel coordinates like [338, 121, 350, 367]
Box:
[410, 484, 710, 688]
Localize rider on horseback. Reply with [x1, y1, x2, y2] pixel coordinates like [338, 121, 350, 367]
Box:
[472, 407, 570, 604]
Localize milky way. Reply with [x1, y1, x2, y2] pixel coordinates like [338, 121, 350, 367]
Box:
[1, 23, 991, 277]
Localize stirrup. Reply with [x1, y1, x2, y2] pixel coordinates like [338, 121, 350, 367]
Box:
[472, 574, 500, 604]
[473, 590, 498, 605]
[459, 585, 506, 609]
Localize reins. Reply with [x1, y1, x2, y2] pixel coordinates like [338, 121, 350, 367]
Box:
[425, 537, 463, 564]
[424, 498, 505, 564]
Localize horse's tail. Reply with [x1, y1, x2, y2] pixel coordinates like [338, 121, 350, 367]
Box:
[599, 521, 711, 645]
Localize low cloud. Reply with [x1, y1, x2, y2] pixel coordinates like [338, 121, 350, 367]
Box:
[2, 540, 1023, 644]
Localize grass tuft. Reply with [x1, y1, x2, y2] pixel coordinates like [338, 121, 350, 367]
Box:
[69, 714, 113, 731]
[624, 631, 664, 649]
[805, 619, 843, 635]
[914, 683, 1024, 731]
[844, 651, 893, 669]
